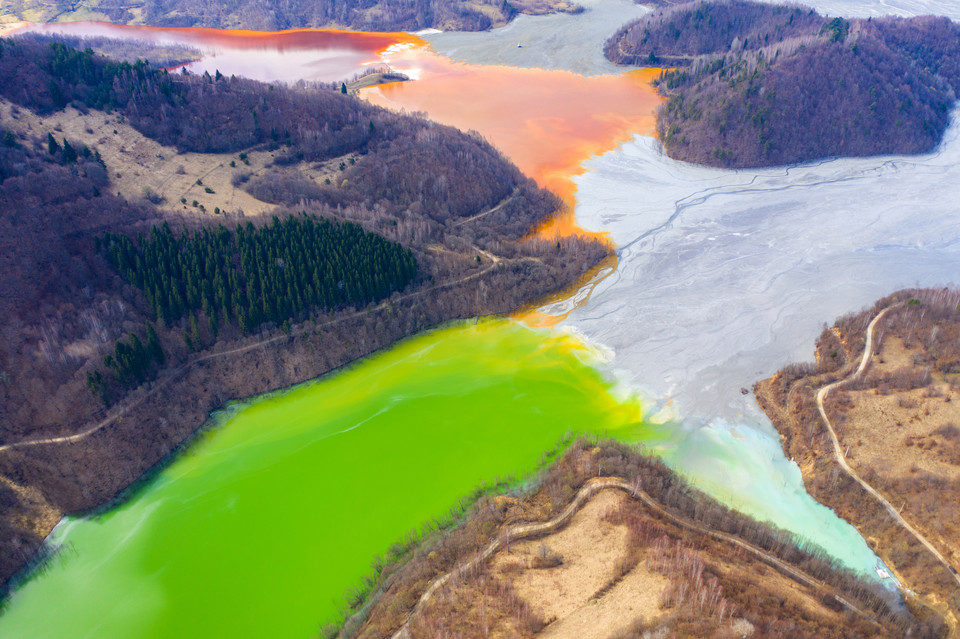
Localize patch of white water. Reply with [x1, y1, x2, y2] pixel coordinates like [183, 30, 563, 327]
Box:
[758, 0, 960, 20]
[423, 0, 959, 582]
[543, 110, 960, 580]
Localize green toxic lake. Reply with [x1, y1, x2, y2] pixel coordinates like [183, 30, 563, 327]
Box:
[0, 320, 647, 639]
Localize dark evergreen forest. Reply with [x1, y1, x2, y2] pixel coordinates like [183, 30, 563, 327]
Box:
[100, 216, 417, 334]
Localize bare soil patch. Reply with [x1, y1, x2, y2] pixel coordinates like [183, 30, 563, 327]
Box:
[490, 490, 667, 637]
[0, 99, 273, 217]
[352, 442, 924, 639]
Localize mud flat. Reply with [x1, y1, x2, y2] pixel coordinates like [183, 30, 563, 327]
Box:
[761, 0, 960, 20]
[536, 110, 960, 581]
[424, 0, 649, 76]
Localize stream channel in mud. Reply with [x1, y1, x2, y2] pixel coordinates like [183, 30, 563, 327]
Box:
[6, 1, 957, 633]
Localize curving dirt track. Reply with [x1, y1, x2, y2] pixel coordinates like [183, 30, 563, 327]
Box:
[389, 475, 864, 639]
[816, 304, 960, 589]
[0, 247, 505, 454]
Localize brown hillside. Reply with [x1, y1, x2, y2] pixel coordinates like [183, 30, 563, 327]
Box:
[0, 0, 582, 32]
[606, 1, 960, 168]
[755, 288, 960, 634]
[338, 441, 943, 639]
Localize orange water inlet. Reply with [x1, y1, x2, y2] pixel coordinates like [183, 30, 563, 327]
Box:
[362, 53, 663, 243]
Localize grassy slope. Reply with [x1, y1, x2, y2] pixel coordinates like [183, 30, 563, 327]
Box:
[346, 441, 942, 639]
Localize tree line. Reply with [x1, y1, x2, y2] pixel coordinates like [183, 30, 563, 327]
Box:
[0, 0, 552, 33]
[86, 323, 165, 403]
[98, 215, 417, 335]
[1, 37, 543, 231]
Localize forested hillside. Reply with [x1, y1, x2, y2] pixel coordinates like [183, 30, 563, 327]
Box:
[606, 0, 960, 167]
[2, 37, 548, 228]
[605, 0, 826, 66]
[101, 217, 417, 332]
[0, 0, 581, 32]
[0, 38, 608, 592]
[756, 289, 960, 632]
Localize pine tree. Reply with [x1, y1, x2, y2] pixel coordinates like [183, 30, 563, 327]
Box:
[47, 133, 60, 155]
[189, 314, 202, 351]
[145, 322, 164, 365]
[97, 214, 416, 335]
[61, 139, 77, 163]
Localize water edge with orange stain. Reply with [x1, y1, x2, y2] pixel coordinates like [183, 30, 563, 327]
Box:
[13, 21, 424, 83]
[360, 46, 663, 321]
[362, 50, 662, 218]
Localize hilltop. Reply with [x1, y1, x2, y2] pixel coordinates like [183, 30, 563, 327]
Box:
[606, 0, 960, 167]
[0, 37, 608, 591]
[335, 441, 946, 639]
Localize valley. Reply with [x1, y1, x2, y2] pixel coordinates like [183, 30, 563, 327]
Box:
[2, 0, 960, 636]
[0, 31, 608, 600]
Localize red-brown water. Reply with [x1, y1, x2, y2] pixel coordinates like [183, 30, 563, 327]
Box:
[358, 43, 662, 322]
[13, 22, 663, 220]
[363, 45, 662, 227]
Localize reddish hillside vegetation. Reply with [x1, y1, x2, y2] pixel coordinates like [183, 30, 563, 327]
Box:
[606, 1, 960, 167]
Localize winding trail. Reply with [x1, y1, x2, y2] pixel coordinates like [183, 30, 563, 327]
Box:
[390, 476, 862, 639]
[0, 248, 505, 454]
[816, 304, 960, 588]
[453, 188, 518, 226]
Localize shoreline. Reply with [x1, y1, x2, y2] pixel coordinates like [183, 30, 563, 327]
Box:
[0, 22, 28, 38]
[0, 319, 631, 633]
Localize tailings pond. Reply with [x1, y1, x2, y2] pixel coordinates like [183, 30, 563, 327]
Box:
[6, 0, 959, 633]
[0, 322, 647, 638]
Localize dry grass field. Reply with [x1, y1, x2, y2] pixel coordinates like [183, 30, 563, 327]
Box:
[756, 289, 960, 634]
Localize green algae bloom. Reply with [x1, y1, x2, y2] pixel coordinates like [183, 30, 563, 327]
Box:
[0, 320, 646, 639]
